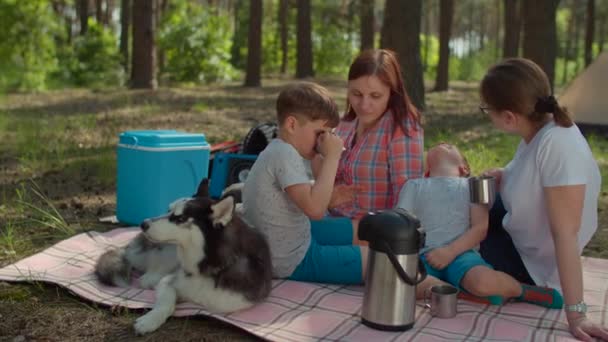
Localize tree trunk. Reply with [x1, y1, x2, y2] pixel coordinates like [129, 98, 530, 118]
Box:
[478, 4, 485, 50]
[573, 2, 582, 73]
[245, 0, 263, 87]
[105, 0, 114, 26]
[78, 0, 89, 35]
[279, 0, 288, 74]
[434, 0, 453, 92]
[296, 0, 314, 78]
[120, 0, 131, 72]
[522, 0, 560, 89]
[422, 0, 431, 71]
[380, 0, 425, 110]
[495, 0, 501, 59]
[96, 0, 103, 23]
[51, 1, 74, 44]
[360, 0, 374, 51]
[599, 9, 606, 53]
[503, 0, 521, 57]
[585, 0, 595, 66]
[561, 4, 575, 85]
[131, 0, 157, 89]
[466, 2, 474, 57]
[230, 1, 248, 69]
[156, 0, 169, 75]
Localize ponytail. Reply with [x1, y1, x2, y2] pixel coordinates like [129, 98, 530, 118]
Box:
[534, 95, 573, 128]
[553, 105, 574, 127]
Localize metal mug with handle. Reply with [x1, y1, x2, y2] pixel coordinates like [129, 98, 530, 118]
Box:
[424, 284, 459, 318]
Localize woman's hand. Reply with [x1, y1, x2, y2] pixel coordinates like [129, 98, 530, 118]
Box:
[568, 315, 608, 341]
[481, 167, 504, 188]
[328, 184, 362, 209]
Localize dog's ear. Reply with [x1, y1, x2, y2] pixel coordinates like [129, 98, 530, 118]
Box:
[195, 178, 210, 198]
[210, 196, 234, 228]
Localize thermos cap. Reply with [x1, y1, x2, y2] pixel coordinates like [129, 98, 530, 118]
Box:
[358, 209, 425, 254]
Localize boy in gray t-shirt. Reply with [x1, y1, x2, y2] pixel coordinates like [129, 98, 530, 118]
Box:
[241, 82, 367, 284]
[396, 143, 562, 308]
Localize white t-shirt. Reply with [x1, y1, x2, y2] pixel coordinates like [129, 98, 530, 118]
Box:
[501, 121, 601, 291]
[241, 139, 312, 278]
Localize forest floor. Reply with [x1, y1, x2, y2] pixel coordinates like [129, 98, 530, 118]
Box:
[1, 78, 606, 341]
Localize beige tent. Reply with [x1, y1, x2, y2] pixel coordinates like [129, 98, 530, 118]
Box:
[559, 52, 608, 133]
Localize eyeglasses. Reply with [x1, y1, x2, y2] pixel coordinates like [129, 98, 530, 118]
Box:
[479, 105, 493, 115]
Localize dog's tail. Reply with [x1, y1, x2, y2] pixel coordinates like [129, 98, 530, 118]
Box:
[95, 248, 131, 288]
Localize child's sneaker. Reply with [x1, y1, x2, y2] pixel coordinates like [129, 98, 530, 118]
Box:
[516, 284, 563, 309]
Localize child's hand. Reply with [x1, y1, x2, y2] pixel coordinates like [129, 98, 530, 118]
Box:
[425, 247, 455, 270]
[481, 168, 504, 188]
[328, 184, 363, 209]
[317, 131, 344, 159]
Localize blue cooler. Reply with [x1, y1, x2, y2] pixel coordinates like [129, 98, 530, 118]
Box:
[116, 130, 210, 225]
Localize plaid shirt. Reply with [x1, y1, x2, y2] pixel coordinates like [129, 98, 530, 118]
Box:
[330, 112, 423, 219]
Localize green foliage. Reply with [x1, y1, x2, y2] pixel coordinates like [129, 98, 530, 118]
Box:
[159, 2, 237, 83]
[449, 42, 499, 82]
[259, 2, 297, 74]
[555, 57, 584, 87]
[0, 0, 61, 91]
[312, 0, 359, 76]
[58, 19, 124, 87]
[241, 0, 359, 76]
[230, 1, 249, 70]
[421, 34, 440, 80]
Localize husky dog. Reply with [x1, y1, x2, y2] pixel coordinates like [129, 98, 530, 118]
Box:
[95, 232, 179, 289]
[95, 179, 273, 335]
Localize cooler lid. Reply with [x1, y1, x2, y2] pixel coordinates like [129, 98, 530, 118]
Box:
[119, 130, 209, 149]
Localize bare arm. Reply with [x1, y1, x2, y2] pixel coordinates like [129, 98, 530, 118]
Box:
[446, 204, 489, 256]
[285, 155, 340, 220]
[425, 203, 488, 270]
[311, 154, 323, 179]
[544, 185, 608, 341]
[544, 185, 585, 322]
[285, 132, 344, 220]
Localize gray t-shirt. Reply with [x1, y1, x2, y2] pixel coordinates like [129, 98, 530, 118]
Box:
[241, 139, 311, 277]
[396, 177, 470, 253]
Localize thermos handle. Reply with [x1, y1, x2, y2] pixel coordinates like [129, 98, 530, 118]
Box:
[381, 241, 427, 286]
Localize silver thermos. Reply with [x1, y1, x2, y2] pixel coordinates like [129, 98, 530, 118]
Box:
[358, 208, 427, 331]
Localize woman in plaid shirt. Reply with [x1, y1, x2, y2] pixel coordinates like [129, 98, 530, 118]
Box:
[327, 49, 424, 220]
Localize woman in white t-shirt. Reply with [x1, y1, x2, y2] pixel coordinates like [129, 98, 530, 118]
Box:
[477, 58, 607, 341]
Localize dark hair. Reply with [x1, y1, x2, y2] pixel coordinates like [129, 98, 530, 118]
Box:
[344, 49, 421, 136]
[276, 82, 340, 127]
[480, 58, 573, 127]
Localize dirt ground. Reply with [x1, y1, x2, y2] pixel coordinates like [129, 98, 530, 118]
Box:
[0, 80, 606, 341]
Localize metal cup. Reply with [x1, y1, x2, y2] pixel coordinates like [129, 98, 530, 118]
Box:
[468, 176, 496, 206]
[424, 284, 459, 318]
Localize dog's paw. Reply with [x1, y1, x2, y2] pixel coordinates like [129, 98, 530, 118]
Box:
[139, 273, 162, 289]
[133, 312, 164, 335]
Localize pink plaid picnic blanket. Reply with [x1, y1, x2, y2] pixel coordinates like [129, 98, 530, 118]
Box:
[1, 228, 606, 341]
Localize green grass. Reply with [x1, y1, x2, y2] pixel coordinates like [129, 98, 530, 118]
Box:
[16, 181, 76, 237]
[0, 80, 606, 341]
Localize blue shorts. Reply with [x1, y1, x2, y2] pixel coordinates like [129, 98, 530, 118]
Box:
[421, 249, 493, 288]
[288, 217, 362, 285]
